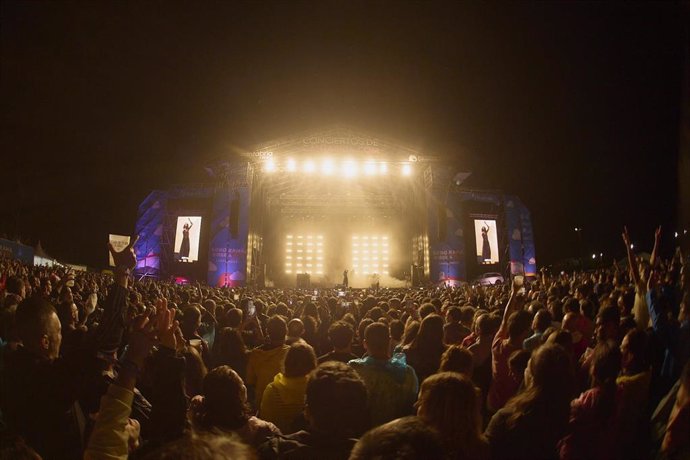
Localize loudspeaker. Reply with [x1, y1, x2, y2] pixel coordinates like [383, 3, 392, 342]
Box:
[296, 273, 311, 289]
[437, 204, 447, 242]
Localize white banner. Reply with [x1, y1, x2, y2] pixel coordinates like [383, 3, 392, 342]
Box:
[108, 234, 130, 266]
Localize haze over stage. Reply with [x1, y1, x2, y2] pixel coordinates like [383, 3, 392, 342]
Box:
[133, 126, 536, 287]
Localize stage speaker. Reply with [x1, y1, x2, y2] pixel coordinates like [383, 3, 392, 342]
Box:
[296, 273, 311, 289]
[229, 191, 240, 238]
[437, 204, 447, 242]
[411, 264, 420, 287]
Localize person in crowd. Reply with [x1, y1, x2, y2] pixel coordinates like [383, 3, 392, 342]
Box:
[2, 239, 137, 459]
[349, 416, 445, 460]
[189, 365, 280, 448]
[211, 326, 249, 380]
[468, 313, 495, 400]
[259, 342, 317, 433]
[559, 340, 623, 460]
[394, 319, 419, 354]
[286, 318, 306, 345]
[318, 320, 359, 364]
[524, 309, 552, 351]
[389, 319, 404, 354]
[143, 433, 256, 460]
[246, 315, 290, 409]
[259, 361, 369, 459]
[485, 344, 575, 460]
[438, 344, 473, 377]
[403, 314, 446, 383]
[487, 279, 531, 413]
[349, 322, 419, 426]
[416, 372, 489, 460]
[180, 305, 212, 367]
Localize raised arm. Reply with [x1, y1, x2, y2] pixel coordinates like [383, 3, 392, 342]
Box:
[622, 227, 640, 286]
[495, 277, 521, 341]
[85, 302, 172, 460]
[650, 226, 662, 268]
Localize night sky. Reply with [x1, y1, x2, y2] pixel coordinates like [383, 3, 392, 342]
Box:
[1, 1, 686, 269]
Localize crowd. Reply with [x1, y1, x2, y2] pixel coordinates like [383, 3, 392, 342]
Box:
[0, 228, 688, 460]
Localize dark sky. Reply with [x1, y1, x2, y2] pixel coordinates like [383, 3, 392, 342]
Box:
[1, 1, 686, 268]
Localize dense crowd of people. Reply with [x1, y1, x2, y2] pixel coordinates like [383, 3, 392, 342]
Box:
[0, 228, 688, 459]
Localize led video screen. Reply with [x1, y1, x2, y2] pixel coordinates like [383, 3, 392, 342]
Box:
[174, 216, 202, 262]
[474, 219, 499, 264]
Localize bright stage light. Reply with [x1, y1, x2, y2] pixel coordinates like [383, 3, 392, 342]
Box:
[303, 160, 316, 173]
[379, 162, 388, 174]
[287, 234, 324, 275]
[321, 158, 335, 175]
[351, 234, 390, 276]
[342, 160, 358, 178]
[263, 158, 276, 173]
[286, 158, 297, 172]
[364, 161, 377, 176]
[402, 163, 412, 176]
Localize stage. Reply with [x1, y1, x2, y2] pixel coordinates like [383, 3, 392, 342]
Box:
[133, 126, 536, 287]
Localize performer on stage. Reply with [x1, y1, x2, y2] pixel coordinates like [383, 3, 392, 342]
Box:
[180, 218, 193, 259]
[481, 222, 491, 262]
[343, 269, 349, 287]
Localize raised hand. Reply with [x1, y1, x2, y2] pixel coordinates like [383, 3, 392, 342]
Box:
[622, 226, 632, 247]
[155, 298, 178, 351]
[125, 311, 158, 367]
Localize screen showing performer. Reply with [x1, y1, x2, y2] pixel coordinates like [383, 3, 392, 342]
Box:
[174, 216, 202, 262]
[474, 219, 499, 264]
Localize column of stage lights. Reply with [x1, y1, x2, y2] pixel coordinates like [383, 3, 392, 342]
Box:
[285, 235, 324, 275]
[351, 235, 390, 276]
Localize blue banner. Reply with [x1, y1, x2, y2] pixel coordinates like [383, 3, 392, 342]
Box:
[207, 186, 251, 287]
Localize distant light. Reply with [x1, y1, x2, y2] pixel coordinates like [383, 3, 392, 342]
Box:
[675, 231, 679, 238]
[364, 161, 377, 176]
[379, 162, 388, 174]
[303, 160, 316, 173]
[321, 158, 335, 175]
[286, 158, 297, 172]
[600, 253, 603, 258]
[402, 163, 412, 176]
[342, 160, 358, 178]
[592, 254, 596, 259]
[263, 158, 276, 173]
[630, 244, 634, 249]
[574, 227, 580, 232]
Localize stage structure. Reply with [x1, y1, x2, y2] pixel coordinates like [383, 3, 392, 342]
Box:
[133, 126, 536, 287]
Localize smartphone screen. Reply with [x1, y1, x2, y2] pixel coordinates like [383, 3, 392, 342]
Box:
[233, 294, 240, 301]
[514, 275, 524, 286]
[247, 300, 255, 317]
[338, 290, 345, 297]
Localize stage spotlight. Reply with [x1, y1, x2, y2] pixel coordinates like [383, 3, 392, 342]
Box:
[364, 161, 377, 176]
[402, 163, 412, 176]
[342, 160, 358, 178]
[263, 158, 276, 173]
[303, 160, 316, 173]
[286, 158, 297, 172]
[321, 158, 335, 175]
[379, 162, 388, 174]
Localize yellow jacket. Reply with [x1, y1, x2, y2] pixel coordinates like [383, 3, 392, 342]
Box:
[259, 372, 307, 433]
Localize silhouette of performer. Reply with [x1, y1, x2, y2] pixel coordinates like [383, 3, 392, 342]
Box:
[180, 218, 193, 259]
[343, 269, 349, 287]
[481, 222, 491, 262]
